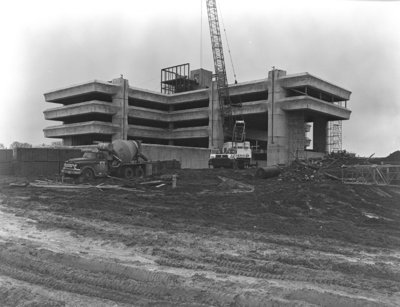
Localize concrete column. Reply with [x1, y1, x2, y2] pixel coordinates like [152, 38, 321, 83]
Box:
[111, 77, 129, 141]
[313, 118, 328, 153]
[168, 105, 174, 145]
[208, 81, 224, 148]
[267, 69, 288, 165]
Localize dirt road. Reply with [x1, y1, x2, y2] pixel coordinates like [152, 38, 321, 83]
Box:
[0, 169, 400, 306]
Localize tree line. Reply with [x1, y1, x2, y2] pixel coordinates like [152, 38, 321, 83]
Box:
[0, 141, 63, 149]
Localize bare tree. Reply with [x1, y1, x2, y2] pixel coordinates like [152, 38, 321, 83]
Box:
[51, 141, 63, 147]
[0, 143, 5, 149]
[10, 141, 32, 149]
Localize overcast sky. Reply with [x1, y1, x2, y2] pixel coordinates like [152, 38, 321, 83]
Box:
[0, 0, 399, 156]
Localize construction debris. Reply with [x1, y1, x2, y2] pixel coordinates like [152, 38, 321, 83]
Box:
[272, 151, 400, 186]
[9, 182, 29, 188]
[28, 180, 145, 192]
[140, 180, 164, 185]
[277, 160, 323, 182]
[9, 174, 182, 192]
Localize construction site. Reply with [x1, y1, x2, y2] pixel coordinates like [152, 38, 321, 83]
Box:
[1, 0, 400, 306]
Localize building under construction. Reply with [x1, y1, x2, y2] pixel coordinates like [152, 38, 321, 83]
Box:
[43, 65, 351, 166]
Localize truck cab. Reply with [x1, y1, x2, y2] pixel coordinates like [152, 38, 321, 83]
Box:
[62, 150, 110, 180]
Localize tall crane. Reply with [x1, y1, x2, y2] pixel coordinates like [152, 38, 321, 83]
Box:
[206, 0, 242, 141]
[206, 0, 251, 169]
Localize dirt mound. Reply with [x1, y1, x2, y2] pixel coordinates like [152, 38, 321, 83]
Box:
[385, 150, 400, 161]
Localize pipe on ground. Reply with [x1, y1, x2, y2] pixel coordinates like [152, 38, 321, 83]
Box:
[255, 166, 281, 179]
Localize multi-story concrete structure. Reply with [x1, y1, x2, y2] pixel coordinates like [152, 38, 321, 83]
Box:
[43, 68, 351, 165]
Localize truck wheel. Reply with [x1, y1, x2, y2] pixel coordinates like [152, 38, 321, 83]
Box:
[135, 166, 144, 178]
[123, 167, 135, 179]
[81, 168, 94, 181]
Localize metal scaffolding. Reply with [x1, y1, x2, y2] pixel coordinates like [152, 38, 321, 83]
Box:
[161, 63, 198, 94]
[328, 120, 342, 153]
[342, 164, 400, 186]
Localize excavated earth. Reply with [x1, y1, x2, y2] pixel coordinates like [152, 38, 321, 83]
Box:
[0, 168, 400, 306]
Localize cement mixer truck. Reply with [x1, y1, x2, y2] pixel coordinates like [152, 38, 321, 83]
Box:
[62, 140, 150, 181]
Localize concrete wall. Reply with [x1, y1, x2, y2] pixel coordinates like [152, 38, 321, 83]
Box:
[12, 148, 82, 177]
[44, 101, 116, 120]
[141, 144, 210, 169]
[0, 150, 13, 175]
[280, 96, 351, 120]
[280, 73, 351, 101]
[44, 80, 118, 103]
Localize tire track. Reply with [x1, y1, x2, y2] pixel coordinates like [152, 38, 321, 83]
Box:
[0, 246, 217, 306]
[153, 248, 400, 293]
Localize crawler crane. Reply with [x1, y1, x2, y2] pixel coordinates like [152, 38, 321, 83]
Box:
[206, 0, 252, 168]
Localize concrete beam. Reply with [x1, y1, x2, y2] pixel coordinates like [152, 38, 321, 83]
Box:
[280, 96, 351, 120]
[129, 86, 209, 106]
[232, 100, 268, 116]
[170, 108, 209, 121]
[128, 87, 168, 104]
[130, 79, 268, 105]
[280, 73, 351, 101]
[44, 81, 118, 102]
[128, 125, 169, 138]
[128, 106, 208, 122]
[168, 89, 209, 104]
[44, 101, 116, 120]
[43, 121, 118, 138]
[171, 126, 209, 139]
[228, 79, 268, 96]
[128, 125, 209, 139]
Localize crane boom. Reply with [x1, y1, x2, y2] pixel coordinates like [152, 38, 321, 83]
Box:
[206, 0, 231, 125]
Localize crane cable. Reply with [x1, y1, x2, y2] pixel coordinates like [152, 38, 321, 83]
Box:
[200, 0, 203, 69]
[219, 4, 238, 84]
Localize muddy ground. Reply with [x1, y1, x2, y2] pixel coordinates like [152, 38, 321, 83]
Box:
[0, 168, 400, 306]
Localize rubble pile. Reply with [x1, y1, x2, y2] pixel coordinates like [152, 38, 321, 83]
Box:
[277, 151, 372, 183]
[385, 150, 400, 162]
[278, 161, 323, 182]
